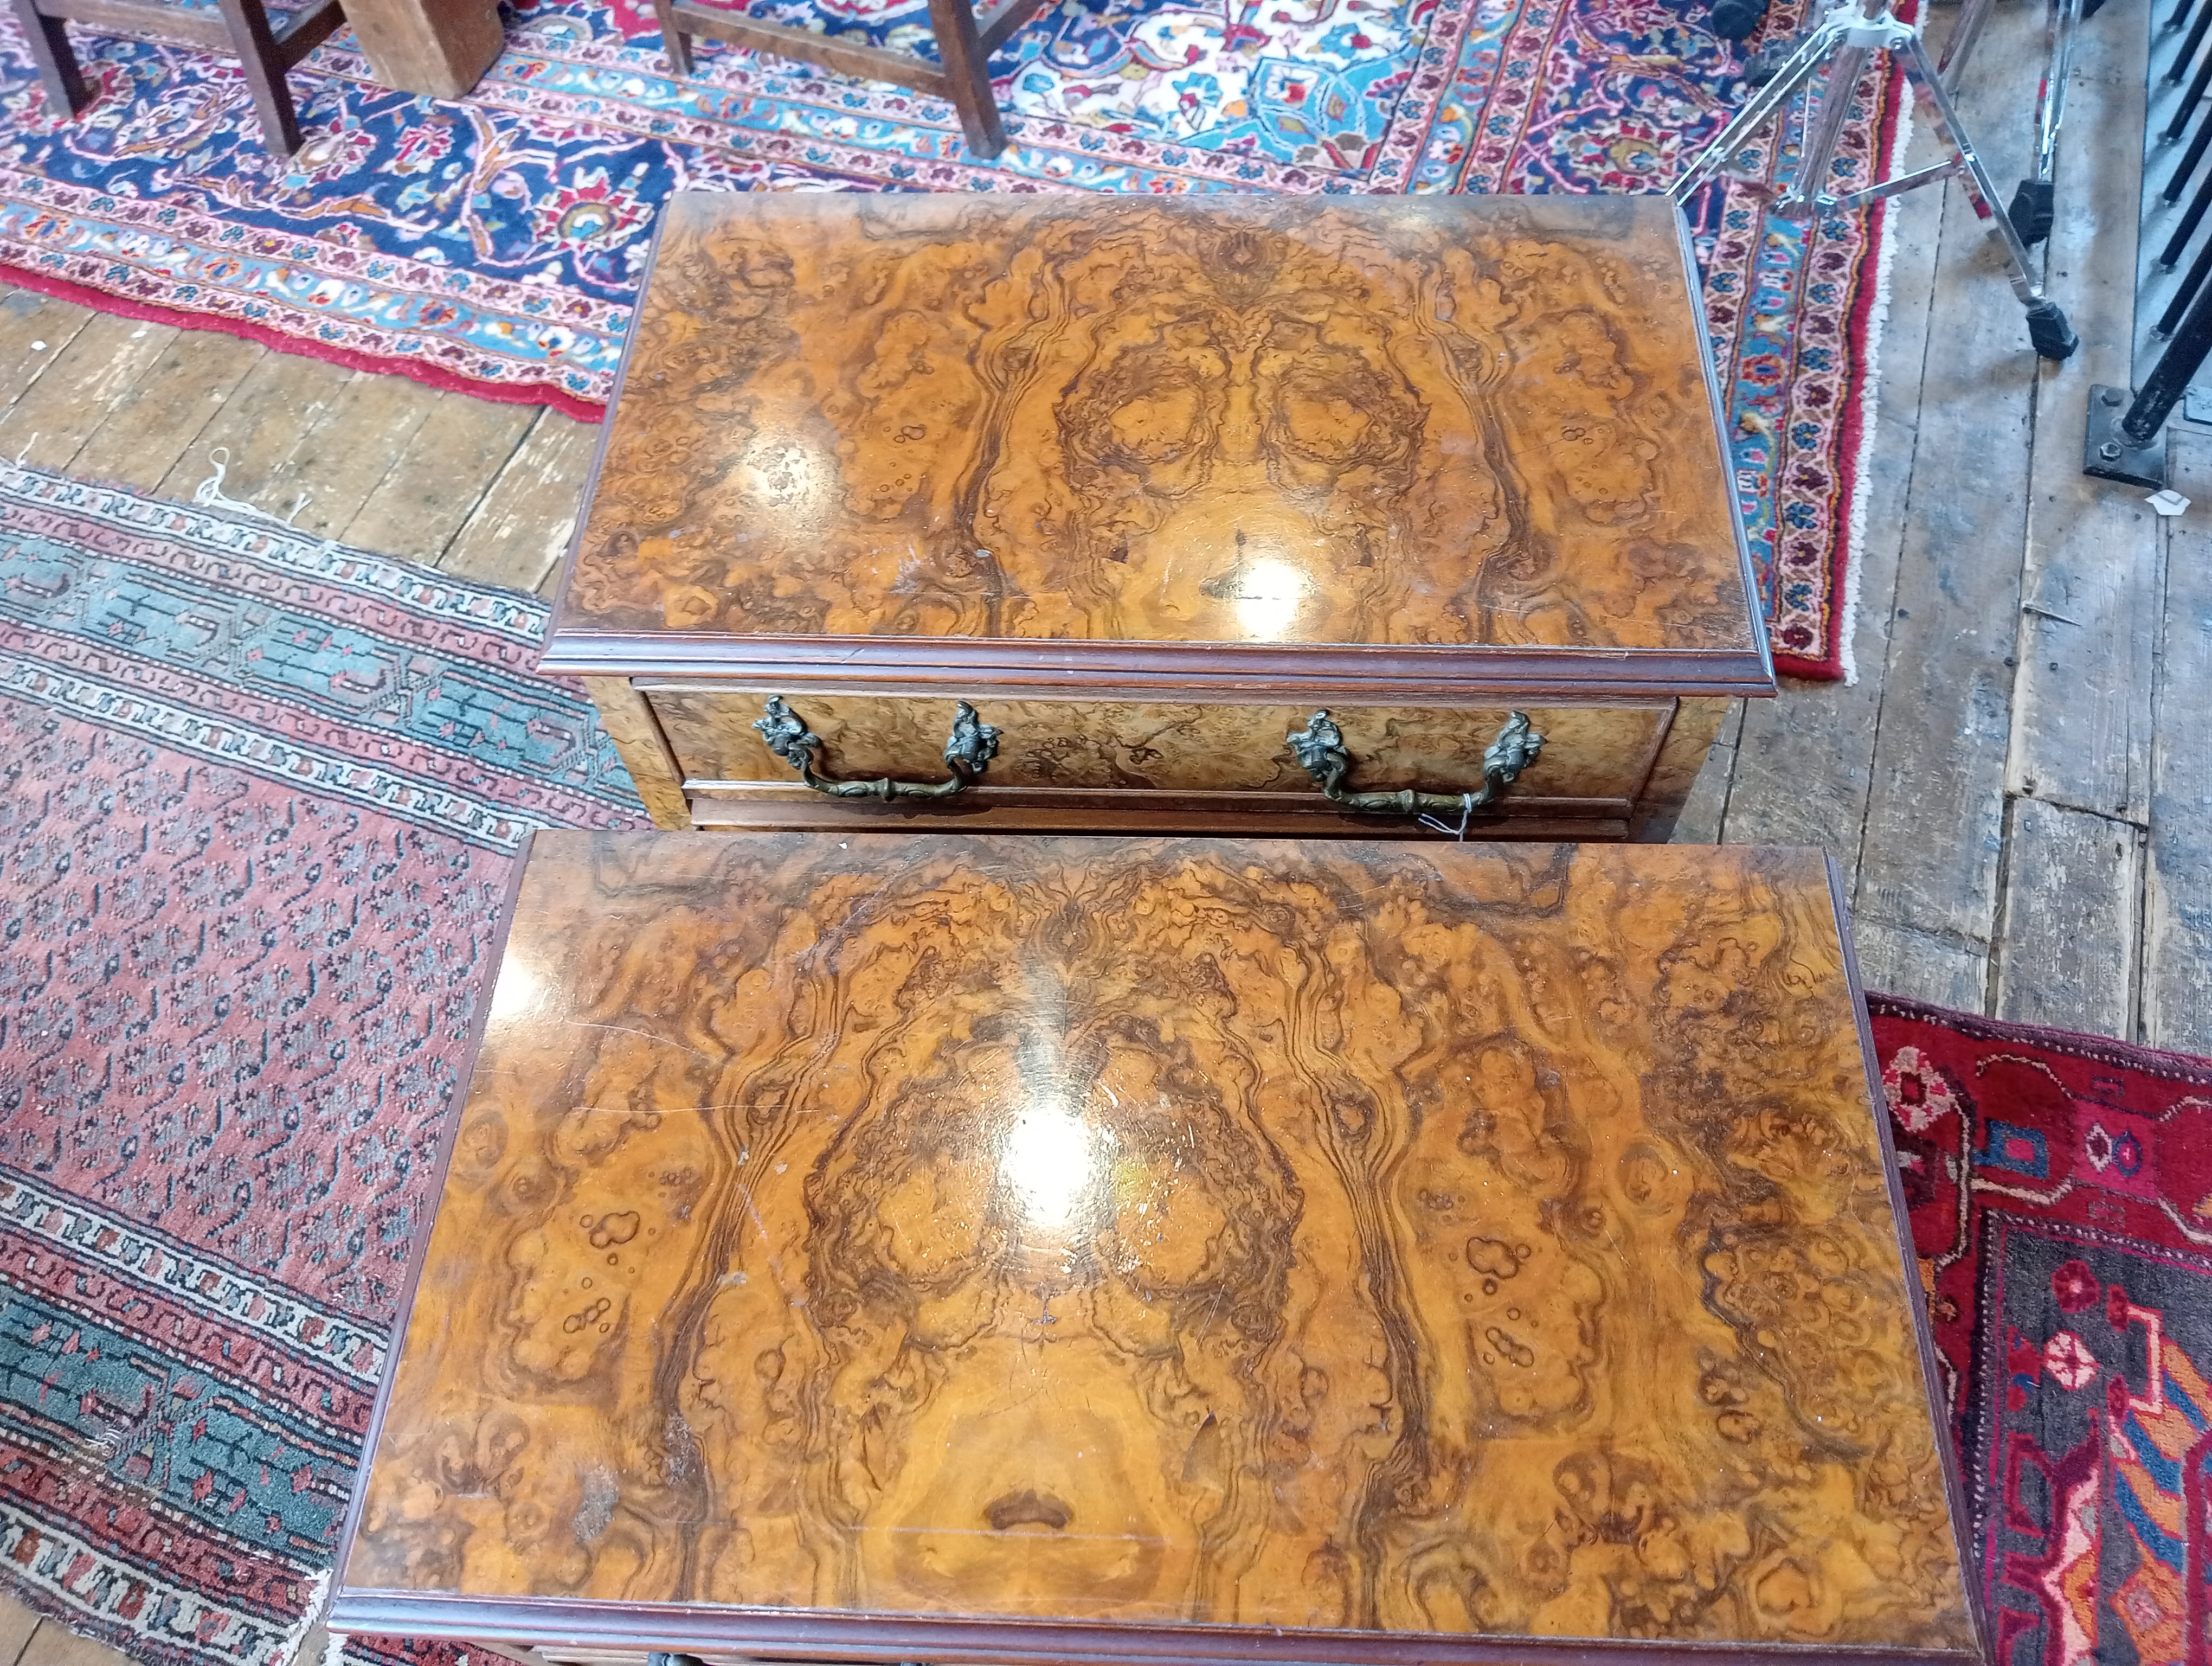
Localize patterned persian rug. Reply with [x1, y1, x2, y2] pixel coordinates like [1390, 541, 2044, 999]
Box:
[1869, 994, 2212, 1666]
[0, 464, 642, 1666]
[0, 0, 1907, 677]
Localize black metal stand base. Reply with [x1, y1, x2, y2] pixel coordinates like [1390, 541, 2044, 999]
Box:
[2027, 300, 2079, 360]
[2084, 384, 2169, 488]
[2010, 177, 2056, 244]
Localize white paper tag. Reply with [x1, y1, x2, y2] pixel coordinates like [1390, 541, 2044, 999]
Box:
[2147, 489, 2191, 516]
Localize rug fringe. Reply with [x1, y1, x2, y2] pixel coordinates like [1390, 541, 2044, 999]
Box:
[268, 1568, 332, 1666]
[1837, 63, 1920, 688]
[0, 260, 610, 427]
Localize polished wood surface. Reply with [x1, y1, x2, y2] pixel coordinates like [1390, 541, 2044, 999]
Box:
[558, 194, 1755, 658]
[342, 834, 1976, 1661]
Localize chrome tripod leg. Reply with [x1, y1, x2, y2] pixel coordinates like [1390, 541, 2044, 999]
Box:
[1670, 23, 1839, 201]
[1896, 29, 2080, 357]
[2036, 0, 2082, 178]
[1777, 39, 1872, 213]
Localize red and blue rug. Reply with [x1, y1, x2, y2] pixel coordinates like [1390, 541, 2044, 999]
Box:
[0, 0, 1904, 676]
[1873, 993, 2212, 1666]
[0, 458, 2202, 1666]
[0, 464, 643, 1665]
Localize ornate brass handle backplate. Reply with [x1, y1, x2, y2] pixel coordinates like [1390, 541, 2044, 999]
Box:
[754, 695, 1000, 800]
[1289, 709, 1544, 837]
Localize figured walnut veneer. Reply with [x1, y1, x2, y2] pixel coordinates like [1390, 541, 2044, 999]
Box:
[555, 194, 1757, 657]
[340, 834, 1977, 1665]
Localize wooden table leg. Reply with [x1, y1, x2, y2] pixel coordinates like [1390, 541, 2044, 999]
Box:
[345, 0, 505, 98]
[925, 0, 1006, 157]
[10, 0, 91, 114]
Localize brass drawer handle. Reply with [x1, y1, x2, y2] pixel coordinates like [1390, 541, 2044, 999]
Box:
[754, 696, 999, 800]
[1289, 709, 1544, 836]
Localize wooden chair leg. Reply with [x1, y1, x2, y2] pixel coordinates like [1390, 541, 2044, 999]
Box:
[653, 0, 693, 74]
[214, 0, 307, 152]
[8, 0, 92, 117]
[924, 0, 1005, 158]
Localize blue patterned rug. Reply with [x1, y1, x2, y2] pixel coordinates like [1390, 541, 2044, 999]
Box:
[0, 0, 1904, 675]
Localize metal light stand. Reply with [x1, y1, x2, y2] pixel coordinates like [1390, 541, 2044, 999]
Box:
[1670, 0, 2080, 361]
[1959, 0, 2090, 244]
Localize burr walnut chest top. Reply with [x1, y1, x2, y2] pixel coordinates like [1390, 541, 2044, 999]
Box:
[544, 194, 1772, 841]
[333, 834, 1979, 1666]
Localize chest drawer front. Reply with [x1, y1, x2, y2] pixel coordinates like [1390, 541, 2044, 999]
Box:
[641, 690, 1668, 805]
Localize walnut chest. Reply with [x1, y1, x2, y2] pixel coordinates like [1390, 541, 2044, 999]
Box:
[331, 833, 1981, 1666]
[542, 194, 1774, 841]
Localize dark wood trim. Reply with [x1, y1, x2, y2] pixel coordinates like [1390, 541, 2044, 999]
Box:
[639, 679, 1688, 711]
[1671, 204, 1775, 687]
[542, 633, 1779, 700]
[683, 798, 1632, 838]
[270, 0, 343, 66]
[327, 1587, 1983, 1666]
[10, 0, 92, 107]
[923, 0, 1004, 153]
[974, 0, 1045, 55]
[329, 833, 544, 1593]
[217, 0, 298, 148]
[663, 2, 954, 97]
[683, 781, 1635, 816]
[1827, 855, 1992, 1665]
[28, 0, 227, 42]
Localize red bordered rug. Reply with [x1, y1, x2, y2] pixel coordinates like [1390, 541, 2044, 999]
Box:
[0, 463, 643, 1666]
[1869, 994, 2212, 1666]
[0, 0, 1906, 677]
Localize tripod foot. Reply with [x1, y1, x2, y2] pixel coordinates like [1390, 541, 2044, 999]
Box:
[2009, 178, 2055, 245]
[1744, 34, 1798, 85]
[2027, 300, 2080, 361]
[1712, 0, 1770, 42]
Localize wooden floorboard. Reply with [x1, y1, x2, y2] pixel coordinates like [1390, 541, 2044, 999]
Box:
[438, 408, 600, 591]
[0, 314, 182, 472]
[1849, 0, 2049, 1009]
[149, 348, 365, 515]
[1993, 796, 2146, 1036]
[1671, 697, 1741, 846]
[0, 1596, 42, 1666]
[0, 290, 95, 415]
[337, 393, 539, 563]
[1681, 0, 2184, 1043]
[68, 329, 266, 495]
[2145, 431, 2212, 1053]
[279, 372, 451, 541]
[14, 1618, 130, 1666]
[2004, 0, 2157, 830]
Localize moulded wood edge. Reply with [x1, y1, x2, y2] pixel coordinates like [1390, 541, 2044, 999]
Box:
[324, 1590, 1989, 1666]
[538, 637, 1781, 700]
